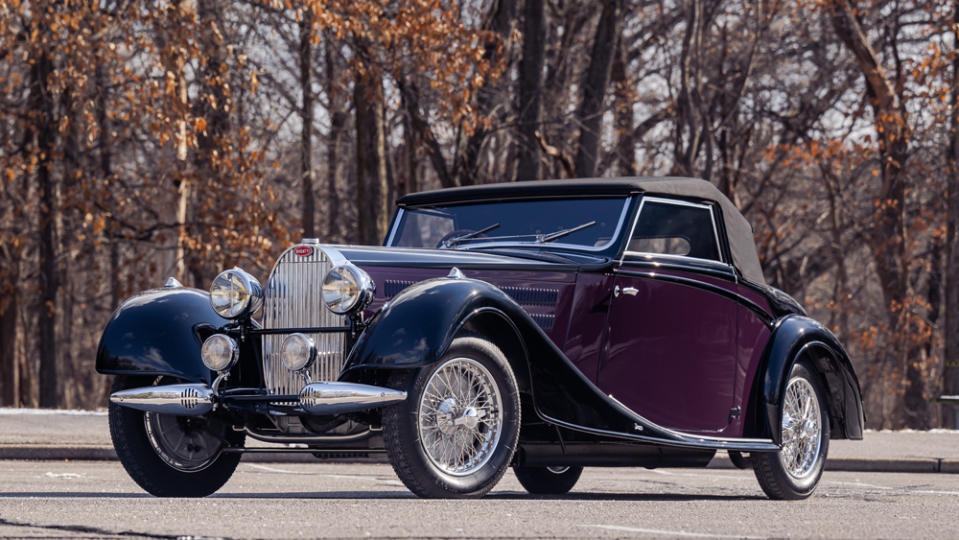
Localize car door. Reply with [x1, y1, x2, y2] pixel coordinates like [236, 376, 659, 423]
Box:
[597, 196, 738, 434]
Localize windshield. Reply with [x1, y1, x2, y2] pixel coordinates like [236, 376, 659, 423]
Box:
[388, 197, 630, 251]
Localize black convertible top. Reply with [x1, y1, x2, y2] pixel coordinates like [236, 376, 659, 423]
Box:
[398, 177, 766, 285]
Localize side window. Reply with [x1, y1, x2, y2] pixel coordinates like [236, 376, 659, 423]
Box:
[628, 198, 722, 262]
[395, 210, 455, 248]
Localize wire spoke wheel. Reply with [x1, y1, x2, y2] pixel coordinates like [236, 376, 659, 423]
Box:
[752, 361, 830, 500]
[418, 357, 503, 477]
[383, 336, 520, 498]
[778, 376, 822, 479]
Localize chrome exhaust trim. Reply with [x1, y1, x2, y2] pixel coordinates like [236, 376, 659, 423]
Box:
[110, 383, 214, 416]
[299, 382, 407, 415]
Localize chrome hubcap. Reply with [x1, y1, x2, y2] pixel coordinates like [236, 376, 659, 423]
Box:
[779, 376, 822, 479]
[418, 357, 503, 476]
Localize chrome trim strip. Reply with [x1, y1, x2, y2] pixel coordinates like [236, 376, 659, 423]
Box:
[538, 411, 780, 452]
[242, 426, 377, 444]
[385, 208, 404, 246]
[109, 383, 214, 416]
[223, 447, 387, 454]
[614, 269, 773, 326]
[622, 251, 734, 270]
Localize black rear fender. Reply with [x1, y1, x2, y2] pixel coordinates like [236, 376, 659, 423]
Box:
[753, 315, 865, 443]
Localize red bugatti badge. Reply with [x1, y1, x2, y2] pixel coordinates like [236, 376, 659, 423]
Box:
[293, 245, 313, 257]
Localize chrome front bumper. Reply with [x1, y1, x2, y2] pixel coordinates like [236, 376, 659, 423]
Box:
[110, 382, 407, 416]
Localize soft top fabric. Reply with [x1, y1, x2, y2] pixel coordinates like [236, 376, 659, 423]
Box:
[398, 177, 766, 285]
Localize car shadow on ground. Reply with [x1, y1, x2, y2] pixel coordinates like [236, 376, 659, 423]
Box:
[491, 491, 763, 502]
[0, 492, 152, 499]
[0, 490, 763, 502]
[207, 490, 762, 501]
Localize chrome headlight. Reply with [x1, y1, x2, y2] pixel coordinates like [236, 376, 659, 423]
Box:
[210, 267, 263, 319]
[201, 334, 238, 372]
[280, 333, 316, 372]
[322, 264, 374, 315]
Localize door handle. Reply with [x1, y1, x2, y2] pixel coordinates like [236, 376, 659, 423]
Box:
[614, 286, 639, 298]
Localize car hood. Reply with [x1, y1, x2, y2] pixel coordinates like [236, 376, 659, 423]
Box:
[334, 245, 608, 270]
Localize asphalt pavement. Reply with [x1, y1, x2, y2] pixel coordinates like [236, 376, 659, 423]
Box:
[2, 461, 959, 538]
[1, 408, 958, 473]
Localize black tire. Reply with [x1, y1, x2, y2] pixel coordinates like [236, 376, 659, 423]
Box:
[728, 451, 752, 470]
[108, 376, 244, 497]
[753, 361, 830, 500]
[383, 336, 521, 498]
[513, 465, 583, 495]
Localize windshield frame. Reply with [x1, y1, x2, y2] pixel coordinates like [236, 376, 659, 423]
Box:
[384, 196, 634, 255]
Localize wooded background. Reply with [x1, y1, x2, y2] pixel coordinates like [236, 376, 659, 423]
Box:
[1, 0, 958, 429]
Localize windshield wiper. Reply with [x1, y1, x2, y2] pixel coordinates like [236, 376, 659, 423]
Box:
[537, 221, 596, 243]
[441, 223, 500, 248]
[443, 221, 598, 248]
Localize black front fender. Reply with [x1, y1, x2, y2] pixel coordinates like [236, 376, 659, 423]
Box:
[342, 278, 520, 373]
[760, 315, 865, 443]
[96, 288, 229, 384]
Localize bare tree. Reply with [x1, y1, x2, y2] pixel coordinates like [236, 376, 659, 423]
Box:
[516, 0, 546, 181]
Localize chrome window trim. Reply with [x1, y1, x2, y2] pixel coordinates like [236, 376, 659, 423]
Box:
[623, 196, 728, 266]
[389, 197, 632, 253]
[385, 208, 404, 246]
[622, 251, 733, 272]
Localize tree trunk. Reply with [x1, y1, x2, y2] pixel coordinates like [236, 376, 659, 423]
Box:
[944, 0, 959, 428]
[672, 0, 706, 176]
[458, 0, 515, 186]
[516, 0, 545, 181]
[325, 39, 344, 242]
[31, 47, 58, 408]
[95, 56, 120, 308]
[611, 40, 635, 176]
[354, 72, 389, 245]
[831, 0, 927, 428]
[401, 112, 417, 197]
[191, 0, 228, 285]
[0, 290, 16, 406]
[299, 9, 315, 239]
[574, 0, 622, 178]
[166, 1, 191, 282]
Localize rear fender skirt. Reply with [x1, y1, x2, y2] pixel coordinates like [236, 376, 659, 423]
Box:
[96, 288, 229, 384]
[758, 315, 865, 443]
[341, 277, 780, 453]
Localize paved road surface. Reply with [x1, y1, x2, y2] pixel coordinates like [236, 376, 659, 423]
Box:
[2, 460, 958, 538]
[4, 409, 959, 472]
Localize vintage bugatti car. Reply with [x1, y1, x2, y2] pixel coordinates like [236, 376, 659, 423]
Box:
[98, 177, 863, 500]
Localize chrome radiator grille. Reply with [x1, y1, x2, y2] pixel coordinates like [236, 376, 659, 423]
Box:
[262, 246, 346, 395]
